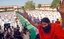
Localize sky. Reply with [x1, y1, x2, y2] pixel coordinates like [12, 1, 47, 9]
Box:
[0, 0, 53, 6]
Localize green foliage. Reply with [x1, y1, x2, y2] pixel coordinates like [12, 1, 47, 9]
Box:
[4, 8, 7, 12]
[38, 4, 41, 8]
[21, 6, 25, 10]
[50, 0, 60, 9]
[25, 1, 35, 10]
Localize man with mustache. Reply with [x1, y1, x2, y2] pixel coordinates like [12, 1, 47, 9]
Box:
[21, 10, 64, 39]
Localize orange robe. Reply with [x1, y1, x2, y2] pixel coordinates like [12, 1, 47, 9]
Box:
[38, 23, 64, 39]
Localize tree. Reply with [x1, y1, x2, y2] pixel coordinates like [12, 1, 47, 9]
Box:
[38, 4, 41, 8]
[21, 6, 25, 10]
[50, 0, 60, 8]
[51, 0, 64, 27]
[24, 1, 35, 10]
[4, 8, 7, 12]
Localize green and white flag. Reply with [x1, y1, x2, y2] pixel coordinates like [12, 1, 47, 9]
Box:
[16, 12, 36, 39]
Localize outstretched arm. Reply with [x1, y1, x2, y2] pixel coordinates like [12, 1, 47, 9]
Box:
[57, 0, 64, 27]
[23, 10, 38, 28]
[57, 0, 64, 13]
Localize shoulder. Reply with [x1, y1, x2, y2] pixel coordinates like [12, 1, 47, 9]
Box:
[51, 23, 61, 29]
[37, 24, 42, 29]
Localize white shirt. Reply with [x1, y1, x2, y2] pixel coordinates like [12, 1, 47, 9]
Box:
[0, 18, 2, 25]
[4, 18, 9, 23]
[0, 18, 4, 26]
[0, 29, 4, 33]
[34, 27, 39, 35]
[14, 16, 16, 19]
[23, 32, 30, 39]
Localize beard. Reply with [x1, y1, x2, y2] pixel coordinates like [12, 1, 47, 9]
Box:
[42, 24, 51, 33]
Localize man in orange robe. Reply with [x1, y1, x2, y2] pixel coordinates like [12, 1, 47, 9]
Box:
[22, 10, 64, 39]
[37, 18, 64, 39]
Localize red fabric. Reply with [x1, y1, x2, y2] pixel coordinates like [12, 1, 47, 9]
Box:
[55, 21, 60, 24]
[38, 23, 64, 39]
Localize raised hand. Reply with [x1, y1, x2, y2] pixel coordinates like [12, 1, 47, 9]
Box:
[23, 10, 38, 28]
[57, 1, 64, 13]
[23, 10, 28, 19]
[57, 1, 64, 27]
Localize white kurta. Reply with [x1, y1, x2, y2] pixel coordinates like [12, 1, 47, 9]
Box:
[23, 32, 30, 39]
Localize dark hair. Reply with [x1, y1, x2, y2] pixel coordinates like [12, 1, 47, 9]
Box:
[41, 17, 50, 23]
[57, 19, 59, 21]
[23, 26, 28, 34]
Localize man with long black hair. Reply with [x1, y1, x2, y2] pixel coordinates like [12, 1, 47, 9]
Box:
[21, 10, 64, 39]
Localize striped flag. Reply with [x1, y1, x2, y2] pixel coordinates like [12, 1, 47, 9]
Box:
[16, 12, 36, 39]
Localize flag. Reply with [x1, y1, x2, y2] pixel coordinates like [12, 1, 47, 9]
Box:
[16, 12, 36, 39]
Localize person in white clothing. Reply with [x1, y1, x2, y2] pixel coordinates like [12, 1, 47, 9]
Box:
[22, 27, 30, 39]
[4, 18, 10, 30]
[0, 16, 4, 31]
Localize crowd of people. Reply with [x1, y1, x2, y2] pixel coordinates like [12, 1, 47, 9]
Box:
[0, 10, 62, 39]
[0, 24, 30, 39]
[0, 12, 31, 39]
[27, 12, 61, 39]
[18, 10, 62, 39]
[20, 10, 64, 39]
[24, 10, 61, 23]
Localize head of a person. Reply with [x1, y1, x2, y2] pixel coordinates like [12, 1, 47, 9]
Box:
[52, 20, 54, 23]
[57, 19, 59, 21]
[0, 25, 1, 29]
[6, 34, 11, 39]
[14, 28, 17, 32]
[41, 17, 51, 33]
[22, 26, 28, 34]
